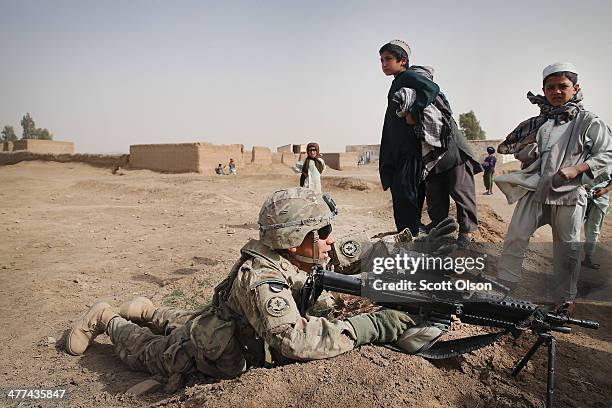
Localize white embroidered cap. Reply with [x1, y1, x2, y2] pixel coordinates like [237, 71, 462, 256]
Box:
[389, 39, 411, 59]
[543, 62, 577, 79]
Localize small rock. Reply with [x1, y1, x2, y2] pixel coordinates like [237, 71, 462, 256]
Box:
[47, 336, 56, 344]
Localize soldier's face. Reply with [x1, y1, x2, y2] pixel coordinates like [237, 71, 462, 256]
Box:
[292, 231, 335, 262]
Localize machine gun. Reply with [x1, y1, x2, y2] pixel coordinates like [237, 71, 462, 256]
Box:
[300, 266, 599, 408]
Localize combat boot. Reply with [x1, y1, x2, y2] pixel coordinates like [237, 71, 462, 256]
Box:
[66, 301, 118, 355]
[394, 324, 446, 354]
[119, 297, 157, 322]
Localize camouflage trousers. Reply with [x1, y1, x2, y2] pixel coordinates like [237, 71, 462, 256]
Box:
[107, 307, 200, 377]
[107, 306, 247, 379]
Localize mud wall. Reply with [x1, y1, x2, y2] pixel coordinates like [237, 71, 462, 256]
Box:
[129, 143, 244, 174]
[251, 146, 272, 164]
[130, 144, 200, 173]
[345, 144, 380, 161]
[2, 141, 13, 152]
[277, 144, 293, 153]
[13, 139, 74, 154]
[0, 151, 128, 168]
[281, 151, 297, 165]
[324, 152, 358, 170]
[198, 143, 244, 172]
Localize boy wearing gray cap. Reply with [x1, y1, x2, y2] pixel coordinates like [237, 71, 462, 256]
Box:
[495, 63, 612, 306]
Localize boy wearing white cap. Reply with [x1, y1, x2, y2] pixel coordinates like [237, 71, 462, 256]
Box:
[494, 63, 612, 305]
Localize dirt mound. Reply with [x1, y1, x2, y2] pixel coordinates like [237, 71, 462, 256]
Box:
[324, 176, 380, 191]
[473, 204, 507, 243]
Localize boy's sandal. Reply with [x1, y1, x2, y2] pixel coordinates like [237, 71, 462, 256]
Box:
[581, 260, 601, 269]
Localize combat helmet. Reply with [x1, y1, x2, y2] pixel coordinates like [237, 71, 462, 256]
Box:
[258, 187, 337, 250]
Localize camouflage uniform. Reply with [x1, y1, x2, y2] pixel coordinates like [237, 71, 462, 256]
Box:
[106, 189, 358, 381]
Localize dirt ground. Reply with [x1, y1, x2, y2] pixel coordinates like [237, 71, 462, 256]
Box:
[0, 160, 610, 408]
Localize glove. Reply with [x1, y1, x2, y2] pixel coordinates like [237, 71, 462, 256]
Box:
[394, 324, 446, 354]
[347, 310, 414, 346]
[415, 217, 459, 242]
[413, 217, 459, 256]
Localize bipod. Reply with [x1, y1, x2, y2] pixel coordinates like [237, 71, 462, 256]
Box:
[512, 332, 556, 408]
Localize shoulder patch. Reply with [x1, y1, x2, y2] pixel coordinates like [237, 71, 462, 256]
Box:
[266, 296, 291, 317]
[341, 240, 361, 258]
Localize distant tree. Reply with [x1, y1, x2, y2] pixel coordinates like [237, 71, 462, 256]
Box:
[19, 113, 54, 140]
[1, 125, 18, 142]
[33, 128, 53, 140]
[459, 110, 486, 140]
[20, 113, 36, 139]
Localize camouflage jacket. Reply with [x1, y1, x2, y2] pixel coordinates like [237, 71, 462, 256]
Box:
[188, 239, 357, 378]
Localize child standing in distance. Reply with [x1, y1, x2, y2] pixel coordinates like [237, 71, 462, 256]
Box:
[300, 142, 326, 193]
[378, 40, 439, 236]
[482, 147, 497, 195]
[228, 158, 237, 175]
[495, 63, 612, 305]
[582, 169, 612, 269]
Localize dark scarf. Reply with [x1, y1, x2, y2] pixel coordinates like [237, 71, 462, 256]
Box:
[300, 142, 324, 186]
[498, 90, 584, 155]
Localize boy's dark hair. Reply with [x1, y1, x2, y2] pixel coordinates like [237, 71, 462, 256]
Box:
[379, 43, 409, 65]
[543, 71, 578, 86]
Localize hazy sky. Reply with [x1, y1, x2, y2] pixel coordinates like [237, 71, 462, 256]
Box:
[1, 0, 611, 154]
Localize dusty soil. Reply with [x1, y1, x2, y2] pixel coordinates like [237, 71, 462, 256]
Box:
[0, 160, 610, 408]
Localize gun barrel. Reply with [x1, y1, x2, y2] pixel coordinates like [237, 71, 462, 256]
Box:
[546, 313, 600, 330]
[573, 319, 599, 329]
[318, 269, 361, 296]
